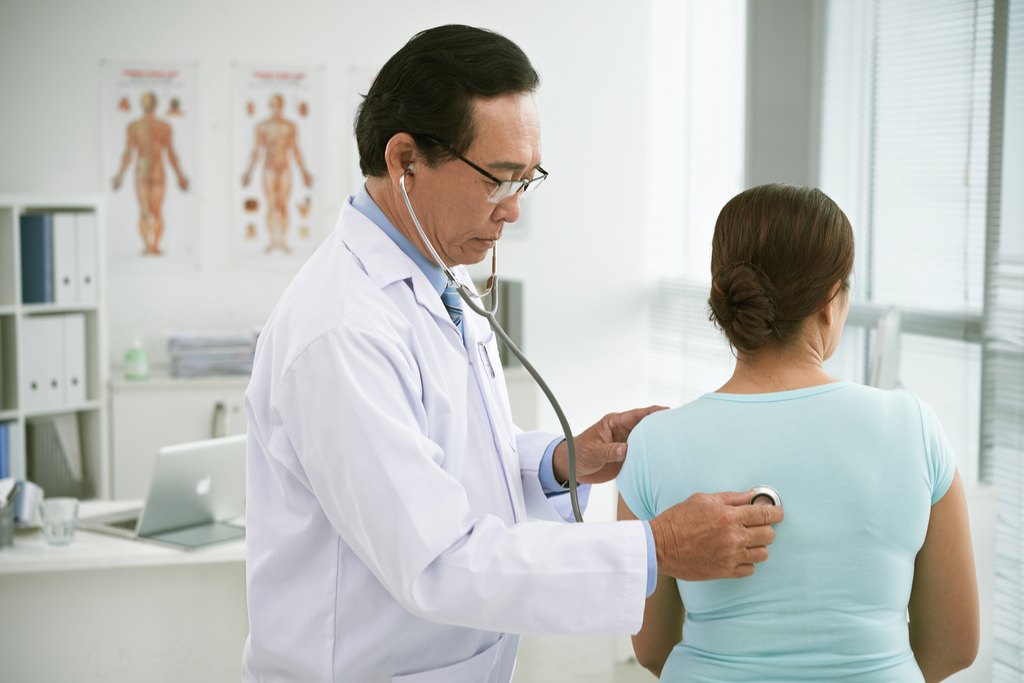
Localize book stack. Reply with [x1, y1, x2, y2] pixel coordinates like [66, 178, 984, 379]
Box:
[167, 330, 257, 378]
[20, 212, 98, 305]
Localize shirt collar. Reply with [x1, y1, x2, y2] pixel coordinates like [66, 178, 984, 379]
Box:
[352, 183, 449, 296]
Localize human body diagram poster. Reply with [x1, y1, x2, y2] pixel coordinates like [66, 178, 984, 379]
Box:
[232, 65, 325, 264]
[102, 61, 200, 268]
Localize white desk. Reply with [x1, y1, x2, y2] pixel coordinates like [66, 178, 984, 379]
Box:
[0, 500, 248, 683]
[0, 489, 998, 682]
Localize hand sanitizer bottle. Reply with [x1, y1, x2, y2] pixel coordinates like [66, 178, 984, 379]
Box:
[124, 334, 149, 381]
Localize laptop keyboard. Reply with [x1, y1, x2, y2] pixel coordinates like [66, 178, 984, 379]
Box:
[108, 518, 139, 531]
[144, 523, 245, 549]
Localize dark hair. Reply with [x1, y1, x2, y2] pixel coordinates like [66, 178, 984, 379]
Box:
[355, 25, 540, 178]
[708, 184, 854, 354]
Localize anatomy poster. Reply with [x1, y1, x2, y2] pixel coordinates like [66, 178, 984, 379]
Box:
[102, 61, 200, 268]
[233, 64, 325, 264]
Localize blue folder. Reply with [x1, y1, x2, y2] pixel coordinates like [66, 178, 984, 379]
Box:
[20, 213, 53, 304]
[0, 422, 8, 479]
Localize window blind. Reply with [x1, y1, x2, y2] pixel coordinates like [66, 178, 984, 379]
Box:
[981, 0, 1024, 676]
[818, 0, 993, 483]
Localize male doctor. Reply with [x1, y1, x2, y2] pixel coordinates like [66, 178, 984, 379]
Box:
[243, 25, 782, 683]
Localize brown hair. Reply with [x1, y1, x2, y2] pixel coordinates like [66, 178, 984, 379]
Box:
[708, 184, 854, 354]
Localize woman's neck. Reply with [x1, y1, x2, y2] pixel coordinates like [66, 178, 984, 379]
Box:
[717, 337, 839, 394]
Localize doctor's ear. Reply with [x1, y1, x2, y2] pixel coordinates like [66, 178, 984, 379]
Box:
[383, 133, 420, 188]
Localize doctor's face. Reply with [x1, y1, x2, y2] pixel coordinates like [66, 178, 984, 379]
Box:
[410, 92, 542, 266]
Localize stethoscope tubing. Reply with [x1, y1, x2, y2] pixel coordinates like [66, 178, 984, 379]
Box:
[460, 286, 583, 522]
[400, 170, 584, 522]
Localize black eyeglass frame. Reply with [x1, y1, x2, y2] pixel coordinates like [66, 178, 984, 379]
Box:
[415, 134, 548, 202]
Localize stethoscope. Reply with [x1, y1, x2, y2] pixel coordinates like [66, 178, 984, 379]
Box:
[750, 486, 781, 507]
[400, 166, 587, 522]
[399, 166, 782, 520]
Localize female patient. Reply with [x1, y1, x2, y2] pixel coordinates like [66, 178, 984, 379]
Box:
[617, 184, 979, 682]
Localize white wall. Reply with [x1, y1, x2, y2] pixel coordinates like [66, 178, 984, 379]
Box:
[0, 0, 653, 442]
[746, 0, 823, 188]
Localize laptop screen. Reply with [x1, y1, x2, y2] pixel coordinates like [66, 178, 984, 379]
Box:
[136, 434, 246, 537]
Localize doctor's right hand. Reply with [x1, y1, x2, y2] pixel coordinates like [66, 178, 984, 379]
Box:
[648, 490, 783, 581]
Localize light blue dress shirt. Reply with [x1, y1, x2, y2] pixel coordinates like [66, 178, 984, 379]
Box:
[351, 184, 656, 597]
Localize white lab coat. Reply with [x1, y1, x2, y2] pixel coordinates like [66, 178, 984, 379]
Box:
[242, 199, 647, 683]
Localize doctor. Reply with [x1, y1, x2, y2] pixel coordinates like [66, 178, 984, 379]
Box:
[243, 24, 782, 683]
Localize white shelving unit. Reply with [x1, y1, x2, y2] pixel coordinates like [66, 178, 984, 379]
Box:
[0, 194, 110, 499]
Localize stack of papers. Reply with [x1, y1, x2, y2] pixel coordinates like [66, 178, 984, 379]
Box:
[167, 330, 257, 378]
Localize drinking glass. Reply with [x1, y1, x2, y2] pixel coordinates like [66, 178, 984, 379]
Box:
[39, 497, 79, 546]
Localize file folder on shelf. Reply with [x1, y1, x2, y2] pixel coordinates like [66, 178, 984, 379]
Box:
[27, 417, 85, 499]
[0, 422, 9, 480]
[52, 213, 78, 305]
[63, 314, 86, 405]
[21, 316, 64, 411]
[76, 213, 98, 303]
[20, 214, 53, 304]
[19, 211, 96, 306]
[20, 314, 87, 411]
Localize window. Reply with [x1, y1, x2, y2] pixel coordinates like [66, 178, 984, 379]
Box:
[821, 0, 1024, 675]
[646, 0, 747, 407]
[819, 0, 992, 486]
[982, 1, 1024, 677]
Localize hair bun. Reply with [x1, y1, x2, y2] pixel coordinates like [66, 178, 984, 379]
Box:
[708, 262, 779, 353]
[708, 184, 854, 353]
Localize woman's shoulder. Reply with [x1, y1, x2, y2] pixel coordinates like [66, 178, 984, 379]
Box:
[633, 393, 737, 438]
[635, 382, 932, 433]
[830, 382, 928, 414]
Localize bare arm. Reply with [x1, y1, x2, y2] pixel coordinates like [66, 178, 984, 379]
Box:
[165, 127, 189, 191]
[242, 127, 264, 186]
[112, 126, 135, 189]
[908, 468, 979, 682]
[619, 495, 683, 677]
[290, 126, 313, 186]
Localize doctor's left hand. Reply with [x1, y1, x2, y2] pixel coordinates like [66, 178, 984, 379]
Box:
[552, 405, 667, 485]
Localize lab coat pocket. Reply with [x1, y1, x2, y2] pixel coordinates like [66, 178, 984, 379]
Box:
[476, 336, 516, 452]
[391, 634, 507, 683]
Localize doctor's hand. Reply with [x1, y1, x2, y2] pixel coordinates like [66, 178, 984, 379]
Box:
[647, 490, 784, 581]
[552, 405, 667, 485]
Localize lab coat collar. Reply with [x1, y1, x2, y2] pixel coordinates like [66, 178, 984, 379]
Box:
[351, 183, 449, 296]
[337, 197, 465, 337]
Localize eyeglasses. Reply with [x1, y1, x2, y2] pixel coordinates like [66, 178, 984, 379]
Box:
[418, 135, 548, 203]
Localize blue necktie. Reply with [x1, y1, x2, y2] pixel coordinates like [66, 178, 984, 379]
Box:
[441, 284, 463, 332]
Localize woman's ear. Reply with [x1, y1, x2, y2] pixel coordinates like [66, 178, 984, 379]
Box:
[821, 281, 843, 327]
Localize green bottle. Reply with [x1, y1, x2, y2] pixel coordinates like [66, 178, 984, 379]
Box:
[124, 335, 149, 381]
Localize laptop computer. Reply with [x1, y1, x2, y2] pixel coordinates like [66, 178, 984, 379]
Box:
[79, 434, 246, 550]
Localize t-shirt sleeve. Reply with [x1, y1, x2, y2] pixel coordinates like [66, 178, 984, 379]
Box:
[914, 395, 957, 505]
[616, 419, 657, 521]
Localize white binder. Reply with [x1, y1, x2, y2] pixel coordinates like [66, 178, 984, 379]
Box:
[63, 314, 86, 405]
[76, 213, 97, 303]
[52, 213, 78, 305]
[21, 316, 64, 411]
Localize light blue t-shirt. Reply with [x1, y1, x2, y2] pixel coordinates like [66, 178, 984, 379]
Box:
[617, 381, 956, 682]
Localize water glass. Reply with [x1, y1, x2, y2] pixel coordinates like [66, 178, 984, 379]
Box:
[39, 497, 79, 546]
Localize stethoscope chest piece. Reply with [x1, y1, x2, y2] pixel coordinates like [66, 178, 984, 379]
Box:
[750, 485, 781, 507]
